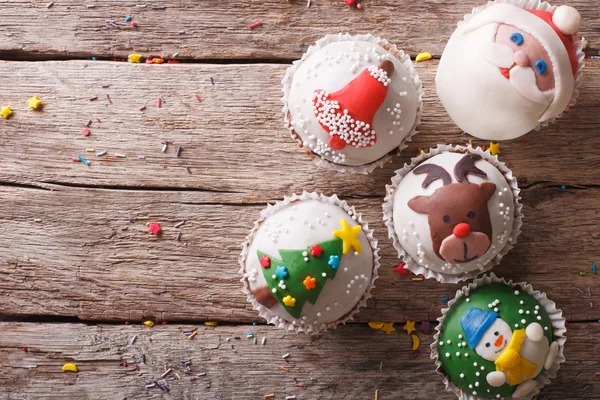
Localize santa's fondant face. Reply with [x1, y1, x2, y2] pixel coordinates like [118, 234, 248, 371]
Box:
[475, 318, 513, 361]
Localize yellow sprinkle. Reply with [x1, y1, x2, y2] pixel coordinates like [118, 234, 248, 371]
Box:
[128, 53, 142, 63]
[375, 389, 379, 400]
[24, 255, 29, 261]
[368, 322, 385, 330]
[411, 334, 420, 351]
[175, 372, 181, 380]
[62, 363, 78, 372]
[143, 320, 154, 327]
[204, 321, 218, 326]
[412, 277, 423, 281]
[415, 52, 432, 62]
[86, 148, 95, 152]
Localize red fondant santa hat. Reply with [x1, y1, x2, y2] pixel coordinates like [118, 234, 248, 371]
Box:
[463, 2, 583, 122]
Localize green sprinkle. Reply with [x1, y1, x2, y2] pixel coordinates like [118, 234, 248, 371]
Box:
[379, 361, 383, 371]
[253, 337, 257, 345]
[580, 272, 587, 276]
[310, 377, 317, 381]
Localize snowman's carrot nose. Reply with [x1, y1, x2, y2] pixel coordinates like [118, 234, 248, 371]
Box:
[495, 335, 504, 347]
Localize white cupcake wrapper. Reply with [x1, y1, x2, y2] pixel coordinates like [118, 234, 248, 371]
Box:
[459, 0, 585, 130]
[281, 33, 423, 174]
[382, 144, 523, 283]
[239, 191, 381, 334]
[430, 273, 566, 400]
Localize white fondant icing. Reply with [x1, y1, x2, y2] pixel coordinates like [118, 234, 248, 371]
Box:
[392, 152, 515, 276]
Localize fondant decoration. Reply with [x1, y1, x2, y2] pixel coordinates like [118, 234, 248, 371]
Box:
[62, 363, 78, 372]
[408, 154, 496, 264]
[282, 295, 296, 307]
[381, 322, 396, 335]
[27, 96, 42, 110]
[389, 149, 519, 280]
[415, 52, 432, 62]
[435, 279, 562, 399]
[310, 244, 323, 257]
[412, 334, 420, 350]
[436, 2, 584, 140]
[283, 34, 422, 170]
[403, 320, 416, 335]
[148, 222, 161, 235]
[488, 142, 501, 156]
[1, 105, 12, 119]
[303, 276, 317, 290]
[313, 60, 393, 151]
[333, 219, 363, 254]
[328, 255, 340, 269]
[128, 53, 142, 63]
[368, 322, 385, 330]
[260, 255, 271, 268]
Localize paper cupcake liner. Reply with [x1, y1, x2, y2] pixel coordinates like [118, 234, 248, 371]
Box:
[382, 144, 523, 283]
[239, 191, 381, 334]
[430, 273, 566, 400]
[459, 0, 585, 130]
[281, 33, 423, 175]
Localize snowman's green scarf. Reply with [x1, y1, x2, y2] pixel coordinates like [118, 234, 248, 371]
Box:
[494, 329, 538, 385]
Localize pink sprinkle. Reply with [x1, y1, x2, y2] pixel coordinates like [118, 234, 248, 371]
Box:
[82, 128, 90, 136]
[248, 21, 261, 30]
[157, 96, 162, 108]
[72, 157, 81, 162]
[195, 94, 201, 102]
[139, 106, 147, 111]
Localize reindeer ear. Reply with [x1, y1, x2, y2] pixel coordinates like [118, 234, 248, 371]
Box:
[479, 182, 497, 201]
[408, 195, 431, 214]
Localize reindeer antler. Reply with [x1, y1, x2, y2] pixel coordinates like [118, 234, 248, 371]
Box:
[454, 154, 487, 183]
[413, 163, 452, 188]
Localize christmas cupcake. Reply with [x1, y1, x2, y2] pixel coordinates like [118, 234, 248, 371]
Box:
[383, 145, 522, 283]
[436, 1, 585, 141]
[282, 33, 423, 174]
[240, 192, 380, 333]
[432, 274, 566, 399]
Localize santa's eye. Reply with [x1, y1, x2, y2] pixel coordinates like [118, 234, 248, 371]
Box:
[467, 211, 476, 219]
[535, 60, 548, 74]
[443, 215, 451, 224]
[494, 331, 499, 336]
[485, 343, 491, 348]
[510, 32, 524, 45]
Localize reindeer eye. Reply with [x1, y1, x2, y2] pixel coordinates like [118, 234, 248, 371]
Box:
[485, 343, 491, 348]
[467, 211, 476, 219]
[494, 331, 499, 336]
[443, 215, 451, 224]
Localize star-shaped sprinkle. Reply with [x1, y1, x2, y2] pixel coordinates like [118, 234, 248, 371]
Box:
[1, 105, 12, 119]
[148, 222, 161, 235]
[420, 321, 432, 333]
[333, 219, 362, 254]
[303, 276, 317, 290]
[27, 96, 42, 110]
[381, 322, 396, 334]
[395, 263, 410, 276]
[259, 255, 271, 268]
[403, 320, 416, 335]
[282, 295, 296, 307]
[310, 244, 323, 257]
[275, 265, 288, 279]
[489, 142, 500, 156]
[328, 255, 340, 269]
[128, 53, 143, 63]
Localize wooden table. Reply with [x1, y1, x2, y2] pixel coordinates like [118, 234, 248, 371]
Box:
[1, 1, 599, 399]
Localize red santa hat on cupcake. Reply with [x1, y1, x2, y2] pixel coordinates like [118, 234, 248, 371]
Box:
[463, 2, 583, 122]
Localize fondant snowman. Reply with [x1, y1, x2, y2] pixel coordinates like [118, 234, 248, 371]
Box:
[460, 308, 560, 399]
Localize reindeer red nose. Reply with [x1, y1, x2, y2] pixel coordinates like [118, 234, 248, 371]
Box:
[453, 223, 471, 238]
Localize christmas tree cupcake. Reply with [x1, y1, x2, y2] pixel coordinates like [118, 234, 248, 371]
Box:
[436, 1, 585, 140]
[432, 274, 566, 399]
[240, 192, 380, 333]
[383, 145, 522, 283]
[282, 33, 423, 174]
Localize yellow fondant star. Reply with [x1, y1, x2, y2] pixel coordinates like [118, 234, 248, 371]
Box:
[27, 96, 42, 110]
[282, 295, 296, 307]
[333, 219, 362, 255]
[381, 322, 396, 335]
[1, 105, 12, 119]
[128, 53, 143, 63]
[403, 320, 416, 335]
[489, 142, 500, 156]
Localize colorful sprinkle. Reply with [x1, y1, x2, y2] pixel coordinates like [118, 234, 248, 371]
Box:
[77, 155, 90, 166]
[61, 363, 78, 372]
[328, 255, 340, 269]
[248, 21, 262, 30]
[415, 52, 432, 62]
[282, 296, 296, 307]
[148, 222, 161, 235]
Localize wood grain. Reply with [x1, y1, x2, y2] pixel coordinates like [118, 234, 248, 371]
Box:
[1, 322, 598, 399]
[0, 60, 599, 200]
[1, 183, 598, 323]
[0, 0, 598, 61]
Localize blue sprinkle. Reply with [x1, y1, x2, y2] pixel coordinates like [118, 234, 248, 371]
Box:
[77, 155, 90, 166]
[92, 56, 97, 61]
[275, 265, 288, 279]
[351, 323, 361, 327]
[441, 296, 449, 302]
[328, 255, 340, 269]
[125, 15, 132, 22]
[593, 263, 597, 274]
[510, 32, 524, 45]
[252, 322, 257, 326]
[210, 77, 214, 85]
[561, 185, 566, 190]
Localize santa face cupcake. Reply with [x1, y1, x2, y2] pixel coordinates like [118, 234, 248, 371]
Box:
[240, 192, 380, 333]
[282, 33, 423, 173]
[383, 146, 522, 283]
[432, 274, 565, 399]
[436, 1, 584, 141]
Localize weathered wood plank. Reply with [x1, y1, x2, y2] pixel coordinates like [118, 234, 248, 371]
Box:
[1, 184, 598, 323]
[0, 0, 598, 60]
[0, 322, 598, 399]
[0, 60, 599, 199]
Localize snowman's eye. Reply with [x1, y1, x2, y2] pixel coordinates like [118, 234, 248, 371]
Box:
[494, 331, 499, 336]
[467, 211, 476, 219]
[485, 343, 491, 348]
[510, 32, 524, 45]
[443, 215, 451, 224]
[535, 60, 548, 74]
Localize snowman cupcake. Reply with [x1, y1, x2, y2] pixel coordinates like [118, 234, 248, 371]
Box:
[282, 33, 423, 174]
[239, 192, 380, 333]
[383, 145, 522, 283]
[432, 274, 566, 399]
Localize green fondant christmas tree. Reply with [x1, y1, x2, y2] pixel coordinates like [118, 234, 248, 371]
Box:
[257, 237, 344, 319]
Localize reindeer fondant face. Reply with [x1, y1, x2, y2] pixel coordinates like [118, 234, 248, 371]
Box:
[391, 151, 517, 278]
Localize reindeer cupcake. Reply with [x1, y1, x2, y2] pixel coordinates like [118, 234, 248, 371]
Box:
[383, 145, 522, 283]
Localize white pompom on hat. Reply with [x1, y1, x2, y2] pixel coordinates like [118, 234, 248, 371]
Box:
[552, 5, 582, 36]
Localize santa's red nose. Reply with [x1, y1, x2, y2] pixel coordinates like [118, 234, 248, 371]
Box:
[453, 223, 471, 238]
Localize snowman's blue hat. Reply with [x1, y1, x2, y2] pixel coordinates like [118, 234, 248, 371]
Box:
[460, 307, 498, 349]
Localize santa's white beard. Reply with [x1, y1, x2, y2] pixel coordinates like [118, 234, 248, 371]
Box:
[436, 23, 552, 141]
